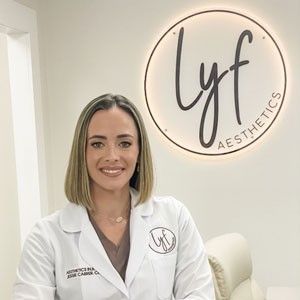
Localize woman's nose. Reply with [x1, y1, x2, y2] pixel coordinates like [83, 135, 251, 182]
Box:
[104, 145, 119, 162]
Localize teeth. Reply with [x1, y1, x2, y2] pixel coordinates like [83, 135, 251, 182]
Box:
[101, 169, 122, 174]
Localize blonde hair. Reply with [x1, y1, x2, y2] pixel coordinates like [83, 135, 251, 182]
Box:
[64, 94, 154, 209]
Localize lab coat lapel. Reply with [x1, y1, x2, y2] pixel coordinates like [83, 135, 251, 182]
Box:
[126, 192, 153, 287]
[78, 209, 128, 297]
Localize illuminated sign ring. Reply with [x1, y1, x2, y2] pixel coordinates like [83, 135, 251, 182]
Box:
[144, 9, 287, 156]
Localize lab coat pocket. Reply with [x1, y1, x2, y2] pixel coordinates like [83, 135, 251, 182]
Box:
[151, 254, 176, 300]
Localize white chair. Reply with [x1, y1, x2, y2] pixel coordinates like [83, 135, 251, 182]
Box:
[205, 233, 265, 300]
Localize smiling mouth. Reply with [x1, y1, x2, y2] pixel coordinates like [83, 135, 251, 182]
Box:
[100, 168, 124, 176]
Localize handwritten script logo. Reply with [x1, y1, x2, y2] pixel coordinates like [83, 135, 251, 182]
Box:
[149, 227, 176, 254]
[144, 10, 286, 155]
[176, 28, 251, 148]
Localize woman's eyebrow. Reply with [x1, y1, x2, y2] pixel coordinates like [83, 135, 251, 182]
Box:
[117, 134, 134, 139]
[88, 135, 106, 140]
[88, 134, 134, 140]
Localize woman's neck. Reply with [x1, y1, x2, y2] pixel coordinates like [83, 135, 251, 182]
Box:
[90, 186, 131, 217]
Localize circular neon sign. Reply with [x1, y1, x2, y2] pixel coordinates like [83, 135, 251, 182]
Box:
[144, 10, 286, 155]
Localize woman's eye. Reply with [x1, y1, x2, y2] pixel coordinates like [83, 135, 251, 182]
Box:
[120, 141, 131, 148]
[91, 142, 104, 149]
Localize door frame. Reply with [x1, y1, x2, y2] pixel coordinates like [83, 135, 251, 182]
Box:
[0, 0, 47, 246]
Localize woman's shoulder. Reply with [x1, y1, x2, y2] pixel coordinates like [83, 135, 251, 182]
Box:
[149, 194, 191, 221]
[29, 209, 60, 234]
[132, 188, 183, 214]
[27, 203, 83, 238]
[33, 204, 67, 227]
[21, 203, 84, 257]
[152, 194, 195, 223]
[152, 194, 183, 209]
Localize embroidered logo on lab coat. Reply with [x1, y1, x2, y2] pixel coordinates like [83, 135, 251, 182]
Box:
[149, 227, 176, 254]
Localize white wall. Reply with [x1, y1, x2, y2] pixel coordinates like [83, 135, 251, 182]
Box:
[18, 0, 300, 290]
[0, 32, 21, 300]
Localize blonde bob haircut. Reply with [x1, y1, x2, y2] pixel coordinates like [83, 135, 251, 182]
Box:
[65, 94, 154, 209]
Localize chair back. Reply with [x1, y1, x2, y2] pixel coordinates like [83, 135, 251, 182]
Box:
[205, 233, 265, 300]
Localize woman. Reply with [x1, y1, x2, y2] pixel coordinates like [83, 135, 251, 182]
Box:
[13, 94, 215, 299]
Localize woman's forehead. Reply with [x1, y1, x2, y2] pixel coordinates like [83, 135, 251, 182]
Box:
[87, 107, 138, 136]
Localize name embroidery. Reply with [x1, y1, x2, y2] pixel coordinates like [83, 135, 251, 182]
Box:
[66, 267, 99, 279]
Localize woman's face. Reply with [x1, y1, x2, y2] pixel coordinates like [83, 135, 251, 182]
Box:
[86, 107, 139, 196]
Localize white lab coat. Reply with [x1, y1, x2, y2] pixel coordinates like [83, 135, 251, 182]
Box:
[13, 189, 215, 300]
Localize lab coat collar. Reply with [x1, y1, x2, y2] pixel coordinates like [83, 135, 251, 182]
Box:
[124, 188, 153, 287]
[59, 202, 85, 233]
[130, 187, 153, 216]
